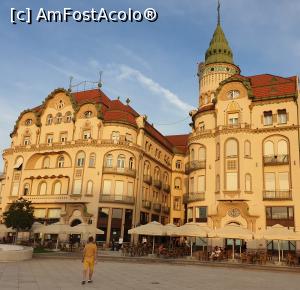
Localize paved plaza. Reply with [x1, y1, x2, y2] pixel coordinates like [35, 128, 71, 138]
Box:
[0, 259, 300, 290]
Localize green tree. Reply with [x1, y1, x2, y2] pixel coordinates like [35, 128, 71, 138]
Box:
[3, 198, 34, 242]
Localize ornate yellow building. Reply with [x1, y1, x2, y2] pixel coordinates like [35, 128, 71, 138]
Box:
[0, 7, 300, 251]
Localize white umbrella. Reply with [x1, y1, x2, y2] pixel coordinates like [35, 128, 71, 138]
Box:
[208, 224, 254, 260]
[71, 223, 104, 235]
[164, 223, 180, 236]
[34, 222, 74, 250]
[177, 223, 211, 257]
[258, 224, 300, 263]
[0, 224, 15, 233]
[128, 221, 165, 254]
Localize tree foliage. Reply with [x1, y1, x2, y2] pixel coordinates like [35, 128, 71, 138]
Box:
[3, 198, 34, 231]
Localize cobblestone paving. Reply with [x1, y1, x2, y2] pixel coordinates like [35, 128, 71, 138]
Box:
[0, 259, 300, 290]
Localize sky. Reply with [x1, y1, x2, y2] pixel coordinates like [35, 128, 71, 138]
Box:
[0, 0, 300, 169]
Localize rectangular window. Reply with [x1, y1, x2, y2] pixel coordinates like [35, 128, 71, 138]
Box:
[125, 133, 133, 142]
[263, 111, 273, 126]
[190, 177, 194, 193]
[199, 122, 205, 131]
[83, 130, 91, 140]
[173, 196, 181, 211]
[278, 109, 287, 124]
[198, 175, 205, 192]
[48, 208, 61, 219]
[46, 134, 53, 144]
[187, 207, 193, 222]
[228, 113, 239, 125]
[195, 206, 207, 223]
[112, 131, 120, 142]
[73, 180, 82, 195]
[103, 180, 112, 195]
[23, 137, 30, 145]
[127, 182, 133, 196]
[115, 180, 124, 196]
[278, 172, 289, 191]
[226, 172, 238, 190]
[34, 208, 46, 218]
[265, 172, 276, 190]
[60, 132, 67, 142]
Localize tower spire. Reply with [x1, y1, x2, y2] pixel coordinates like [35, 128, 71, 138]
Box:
[217, 0, 221, 25]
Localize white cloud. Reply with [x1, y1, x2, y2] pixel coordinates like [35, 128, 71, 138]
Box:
[118, 65, 194, 112]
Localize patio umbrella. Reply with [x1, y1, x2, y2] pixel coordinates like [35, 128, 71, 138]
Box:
[34, 222, 74, 250]
[258, 224, 300, 263]
[70, 223, 104, 241]
[128, 221, 165, 254]
[0, 224, 15, 233]
[208, 224, 254, 260]
[177, 223, 211, 257]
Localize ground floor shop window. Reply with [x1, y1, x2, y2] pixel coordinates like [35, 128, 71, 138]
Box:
[97, 208, 109, 242]
[123, 209, 133, 242]
[110, 208, 122, 241]
[151, 214, 159, 222]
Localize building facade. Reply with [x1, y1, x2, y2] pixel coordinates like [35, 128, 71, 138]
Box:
[1, 8, 300, 250]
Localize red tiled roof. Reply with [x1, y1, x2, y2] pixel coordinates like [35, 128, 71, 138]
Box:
[249, 74, 297, 100]
[227, 74, 297, 100]
[72, 89, 179, 152]
[166, 134, 189, 154]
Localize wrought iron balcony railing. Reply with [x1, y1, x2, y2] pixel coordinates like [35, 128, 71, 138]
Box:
[263, 190, 292, 200]
[99, 194, 135, 204]
[183, 192, 205, 203]
[263, 155, 289, 165]
[103, 166, 136, 178]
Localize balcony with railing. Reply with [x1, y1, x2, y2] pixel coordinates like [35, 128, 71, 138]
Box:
[153, 203, 161, 212]
[142, 200, 152, 209]
[183, 192, 205, 203]
[24, 194, 70, 203]
[153, 180, 162, 189]
[99, 194, 135, 205]
[263, 190, 292, 200]
[103, 166, 136, 178]
[143, 175, 152, 185]
[162, 184, 170, 193]
[185, 160, 206, 174]
[263, 155, 289, 166]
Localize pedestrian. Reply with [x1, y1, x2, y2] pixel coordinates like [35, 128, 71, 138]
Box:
[82, 236, 98, 285]
[118, 236, 123, 250]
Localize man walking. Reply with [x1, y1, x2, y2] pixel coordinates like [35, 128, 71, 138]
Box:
[82, 236, 98, 285]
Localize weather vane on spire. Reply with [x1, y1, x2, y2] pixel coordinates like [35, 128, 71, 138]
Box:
[217, 0, 221, 25]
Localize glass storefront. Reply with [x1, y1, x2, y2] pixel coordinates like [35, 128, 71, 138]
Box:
[97, 208, 109, 242]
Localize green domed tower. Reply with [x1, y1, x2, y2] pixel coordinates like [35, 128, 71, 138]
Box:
[197, 1, 240, 108]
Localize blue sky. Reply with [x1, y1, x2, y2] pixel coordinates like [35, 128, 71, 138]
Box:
[0, 0, 300, 169]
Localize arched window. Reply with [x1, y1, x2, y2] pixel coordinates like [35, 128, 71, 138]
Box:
[216, 143, 220, 160]
[174, 178, 182, 189]
[245, 174, 252, 192]
[56, 113, 62, 124]
[57, 156, 64, 168]
[43, 156, 50, 169]
[244, 140, 251, 157]
[278, 139, 288, 156]
[226, 139, 238, 157]
[199, 147, 206, 161]
[25, 119, 32, 126]
[76, 151, 85, 167]
[175, 160, 181, 169]
[264, 141, 274, 156]
[117, 154, 125, 169]
[23, 183, 30, 196]
[129, 157, 134, 169]
[190, 149, 195, 161]
[46, 114, 53, 125]
[89, 153, 96, 167]
[65, 112, 72, 123]
[105, 154, 113, 168]
[164, 173, 168, 184]
[216, 175, 220, 192]
[84, 111, 93, 118]
[86, 180, 93, 195]
[39, 182, 47, 195]
[53, 181, 62, 195]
